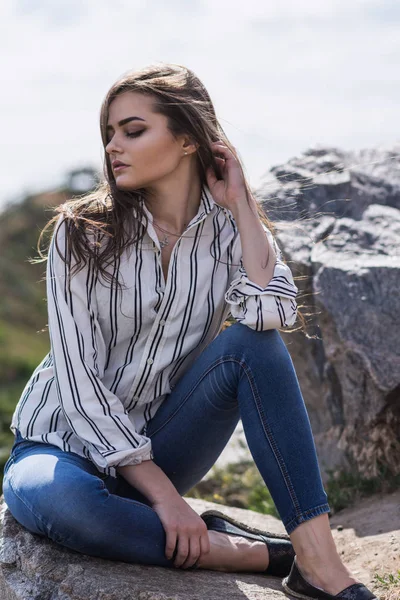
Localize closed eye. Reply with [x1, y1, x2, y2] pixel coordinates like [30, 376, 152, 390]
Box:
[106, 130, 144, 144]
[126, 130, 144, 138]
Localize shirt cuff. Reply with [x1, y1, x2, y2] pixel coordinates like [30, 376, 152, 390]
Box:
[225, 259, 298, 304]
[85, 438, 154, 469]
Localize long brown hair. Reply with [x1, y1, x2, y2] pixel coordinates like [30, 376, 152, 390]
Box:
[34, 62, 305, 333]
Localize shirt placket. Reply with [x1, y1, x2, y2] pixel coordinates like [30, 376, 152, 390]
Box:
[126, 205, 212, 407]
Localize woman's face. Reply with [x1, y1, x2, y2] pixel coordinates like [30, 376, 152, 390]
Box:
[105, 91, 186, 191]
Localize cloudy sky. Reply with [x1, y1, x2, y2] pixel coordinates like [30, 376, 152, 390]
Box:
[1, 0, 399, 211]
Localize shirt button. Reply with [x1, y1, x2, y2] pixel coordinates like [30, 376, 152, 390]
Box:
[159, 319, 166, 326]
[147, 358, 154, 365]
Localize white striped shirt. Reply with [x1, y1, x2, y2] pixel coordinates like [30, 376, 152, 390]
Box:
[10, 184, 298, 478]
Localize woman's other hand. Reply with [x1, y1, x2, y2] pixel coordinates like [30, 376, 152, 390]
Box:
[152, 494, 210, 568]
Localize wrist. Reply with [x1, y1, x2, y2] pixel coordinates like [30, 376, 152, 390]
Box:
[116, 460, 180, 505]
[151, 488, 183, 506]
[229, 195, 257, 222]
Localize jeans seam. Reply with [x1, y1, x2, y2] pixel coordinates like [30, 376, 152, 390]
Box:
[236, 357, 304, 519]
[284, 503, 331, 534]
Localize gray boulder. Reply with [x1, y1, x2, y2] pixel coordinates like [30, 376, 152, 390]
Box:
[2, 485, 396, 600]
[0, 495, 289, 600]
[255, 144, 400, 481]
[259, 143, 400, 222]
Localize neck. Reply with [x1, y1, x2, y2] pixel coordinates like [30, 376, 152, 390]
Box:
[144, 164, 203, 233]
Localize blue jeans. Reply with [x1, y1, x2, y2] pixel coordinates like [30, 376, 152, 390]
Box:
[2, 323, 330, 567]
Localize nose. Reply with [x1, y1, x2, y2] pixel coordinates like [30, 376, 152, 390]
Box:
[105, 135, 122, 156]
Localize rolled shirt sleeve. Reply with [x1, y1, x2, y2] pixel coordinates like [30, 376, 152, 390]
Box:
[224, 223, 298, 331]
[46, 215, 153, 469]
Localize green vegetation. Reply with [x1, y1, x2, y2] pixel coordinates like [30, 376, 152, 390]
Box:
[0, 321, 49, 381]
[185, 458, 400, 518]
[372, 570, 400, 600]
[0, 188, 63, 494]
[324, 463, 400, 513]
[186, 460, 280, 518]
[0, 318, 50, 483]
[0, 382, 24, 469]
[0, 320, 50, 493]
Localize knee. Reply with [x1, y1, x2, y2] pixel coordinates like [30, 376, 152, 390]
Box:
[2, 471, 48, 537]
[222, 323, 292, 369]
[41, 473, 109, 545]
[223, 322, 280, 349]
[5, 454, 108, 544]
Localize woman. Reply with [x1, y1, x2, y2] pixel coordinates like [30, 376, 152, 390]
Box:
[2, 63, 377, 600]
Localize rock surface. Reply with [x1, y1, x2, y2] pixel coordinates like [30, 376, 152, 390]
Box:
[1, 490, 399, 600]
[0, 494, 289, 600]
[250, 144, 400, 481]
[258, 144, 400, 222]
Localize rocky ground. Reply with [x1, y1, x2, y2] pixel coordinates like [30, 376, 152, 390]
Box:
[1, 486, 399, 599]
[319, 488, 399, 598]
[203, 422, 400, 599]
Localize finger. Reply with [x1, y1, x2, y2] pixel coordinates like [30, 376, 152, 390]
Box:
[214, 157, 226, 172]
[213, 147, 229, 158]
[181, 536, 201, 569]
[174, 535, 189, 568]
[200, 530, 211, 557]
[165, 530, 178, 561]
[211, 141, 229, 150]
[211, 144, 235, 161]
[206, 165, 218, 187]
[206, 156, 226, 186]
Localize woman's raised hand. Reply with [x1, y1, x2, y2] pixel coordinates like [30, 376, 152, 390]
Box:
[205, 141, 248, 212]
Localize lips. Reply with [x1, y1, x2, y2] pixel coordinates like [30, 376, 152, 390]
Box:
[112, 160, 129, 169]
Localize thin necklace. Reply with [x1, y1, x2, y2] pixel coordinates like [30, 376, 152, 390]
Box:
[153, 221, 187, 248]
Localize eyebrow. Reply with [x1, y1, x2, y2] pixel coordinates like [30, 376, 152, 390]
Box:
[106, 116, 146, 131]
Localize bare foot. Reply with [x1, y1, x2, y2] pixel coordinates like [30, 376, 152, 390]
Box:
[196, 530, 269, 572]
[295, 554, 362, 596]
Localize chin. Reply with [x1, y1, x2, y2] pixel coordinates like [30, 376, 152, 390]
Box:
[115, 178, 138, 190]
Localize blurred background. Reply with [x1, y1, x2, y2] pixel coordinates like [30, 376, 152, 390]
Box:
[1, 0, 400, 209]
[0, 0, 399, 512]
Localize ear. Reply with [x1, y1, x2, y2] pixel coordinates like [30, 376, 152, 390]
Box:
[182, 136, 199, 155]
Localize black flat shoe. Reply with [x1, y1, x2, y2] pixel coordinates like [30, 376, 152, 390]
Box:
[281, 555, 380, 599]
[200, 509, 296, 577]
